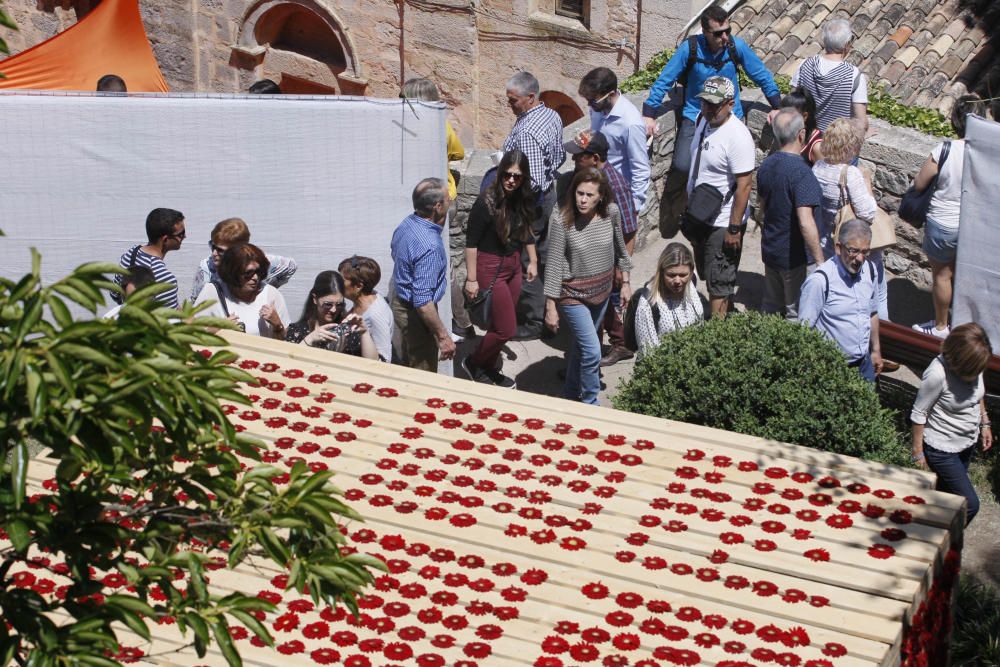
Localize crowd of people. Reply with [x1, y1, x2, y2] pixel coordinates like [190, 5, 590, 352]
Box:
[103, 8, 993, 523]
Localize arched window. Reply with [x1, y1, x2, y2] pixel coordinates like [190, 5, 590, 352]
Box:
[540, 91, 584, 127]
[233, 0, 366, 95]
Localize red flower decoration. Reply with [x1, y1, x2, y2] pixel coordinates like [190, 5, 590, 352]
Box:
[582, 582, 609, 599]
[720, 532, 744, 545]
[822, 642, 847, 657]
[890, 509, 913, 524]
[805, 549, 830, 562]
[761, 520, 785, 533]
[825, 514, 853, 529]
[868, 544, 896, 559]
[709, 549, 729, 564]
[731, 619, 755, 635]
[881, 527, 907, 541]
[754, 539, 777, 552]
[605, 611, 633, 627]
[352, 383, 373, 393]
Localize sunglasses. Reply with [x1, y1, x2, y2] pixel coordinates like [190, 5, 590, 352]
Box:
[241, 267, 264, 281]
[710, 27, 732, 37]
[168, 229, 186, 240]
[587, 90, 614, 109]
[209, 242, 227, 254]
[501, 171, 523, 181]
[319, 300, 345, 311]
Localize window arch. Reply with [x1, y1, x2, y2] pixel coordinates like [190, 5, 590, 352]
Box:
[233, 0, 366, 94]
[540, 91, 584, 127]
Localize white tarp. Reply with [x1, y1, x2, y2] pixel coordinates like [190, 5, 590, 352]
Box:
[0, 91, 450, 343]
[954, 115, 1000, 346]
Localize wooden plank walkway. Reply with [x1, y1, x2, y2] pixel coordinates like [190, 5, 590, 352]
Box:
[9, 332, 965, 667]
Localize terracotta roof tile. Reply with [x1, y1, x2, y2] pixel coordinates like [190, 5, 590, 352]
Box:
[734, 0, 999, 119]
[790, 20, 817, 43]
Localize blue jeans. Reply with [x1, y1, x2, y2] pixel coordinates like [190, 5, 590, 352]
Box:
[849, 353, 876, 382]
[560, 300, 608, 404]
[924, 444, 980, 525]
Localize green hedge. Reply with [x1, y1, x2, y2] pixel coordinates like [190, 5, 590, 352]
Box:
[612, 313, 907, 465]
[621, 48, 956, 138]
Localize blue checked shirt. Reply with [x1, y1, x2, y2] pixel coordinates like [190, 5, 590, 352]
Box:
[390, 213, 448, 309]
[503, 103, 565, 193]
[602, 162, 638, 235]
[590, 95, 651, 212]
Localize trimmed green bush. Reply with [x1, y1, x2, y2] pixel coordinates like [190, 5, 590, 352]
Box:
[613, 312, 907, 465]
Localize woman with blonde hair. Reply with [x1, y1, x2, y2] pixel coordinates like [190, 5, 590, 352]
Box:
[633, 243, 704, 358]
[544, 167, 631, 404]
[812, 118, 887, 319]
[911, 323, 993, 524]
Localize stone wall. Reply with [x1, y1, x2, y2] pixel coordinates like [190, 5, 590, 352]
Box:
[451, 89, 940, 289]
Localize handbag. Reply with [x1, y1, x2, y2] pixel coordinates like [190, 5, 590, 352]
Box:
[680, 119, 733, 241]
[898, 141, 950, 228]
[831, 166, 898, 250]
[464, 261, 501, 330]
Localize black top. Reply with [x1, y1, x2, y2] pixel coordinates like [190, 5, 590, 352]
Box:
[285, 320, 362, 356]
[465, 195, 534, 256]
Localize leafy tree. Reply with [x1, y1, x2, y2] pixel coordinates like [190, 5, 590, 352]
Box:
[0, 255, 382, 666]
[613, 312, 907, 466]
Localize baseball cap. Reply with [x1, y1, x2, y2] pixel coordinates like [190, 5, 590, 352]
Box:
[697, 76, 736, 104]
[563, 131, 609, 161]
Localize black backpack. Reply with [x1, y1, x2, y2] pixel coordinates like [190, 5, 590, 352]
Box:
[679, 35, 744, 88]
[623, 286, 660, 352]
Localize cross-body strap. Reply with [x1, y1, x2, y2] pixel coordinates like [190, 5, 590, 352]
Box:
[691, 118, 711, 186]
[211, 279, 231, 318]
[837, 165, 850, 209]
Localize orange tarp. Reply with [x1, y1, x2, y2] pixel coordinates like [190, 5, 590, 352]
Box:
[0, 0, 168, 92]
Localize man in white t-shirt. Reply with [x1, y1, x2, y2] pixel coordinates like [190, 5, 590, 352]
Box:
[685, 76, 755, 318]
[790, 19, 868, 133]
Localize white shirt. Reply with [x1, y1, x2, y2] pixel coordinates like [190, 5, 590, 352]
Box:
[687, 115, 756, 228]
[911, 356, 984, 452]
[812, 161, 876, 259]
[359, 293, 394, 362]
[926, 140, 965, 230]
[635, 282, 704, 358]
[590, 94, 651, 212]
[195, 282, 290, 338]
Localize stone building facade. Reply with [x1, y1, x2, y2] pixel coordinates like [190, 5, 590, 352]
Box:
[2, 0, 697, 148]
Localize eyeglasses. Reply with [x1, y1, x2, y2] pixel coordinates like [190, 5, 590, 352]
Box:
[843, 246, 871, 258]
[241, 267, 263, 281]
[168, 229, 186, 240]
[318, 300, 345, 311]
[209, 242, 227, 254]
[501, 171, 523, 181]
[710, 27, 732, 37]
[587, 90, 614, 109]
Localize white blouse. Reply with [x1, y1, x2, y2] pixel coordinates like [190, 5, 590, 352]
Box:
[635, 282, 704, 358]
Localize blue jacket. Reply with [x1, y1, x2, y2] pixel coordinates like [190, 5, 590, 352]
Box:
[642, 35, 781, 124]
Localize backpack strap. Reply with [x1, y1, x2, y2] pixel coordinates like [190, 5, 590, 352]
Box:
[938, 140, 951, 171]
[681, 35, 744, 87]
[126, 245, 141, 269]
[211, 279, 231, 318]
[680, 35, 699, 87]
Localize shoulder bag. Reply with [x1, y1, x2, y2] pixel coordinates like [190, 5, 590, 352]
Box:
[680, 120, 733, 242]
[831, 166, 897, 250]
[464, 261, 501, 330]
[898, 141, 951, 228]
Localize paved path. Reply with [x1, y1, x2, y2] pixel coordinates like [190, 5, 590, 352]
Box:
[455, 228, 924, 405]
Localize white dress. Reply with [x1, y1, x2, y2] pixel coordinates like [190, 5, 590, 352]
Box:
[634, 282, 704, 358]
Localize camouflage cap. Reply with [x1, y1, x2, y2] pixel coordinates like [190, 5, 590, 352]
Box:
[697, 76, 736, 104]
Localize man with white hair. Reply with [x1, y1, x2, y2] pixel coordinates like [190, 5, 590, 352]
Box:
[756, 109, 823, 319]
[503, 71, 566, 340]
[791, 19, 868, 132]
[798, 219, 883, 382]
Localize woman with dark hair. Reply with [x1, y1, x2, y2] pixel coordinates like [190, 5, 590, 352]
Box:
[911, 95, 988, 338]
[780, 87, 823, 164]
[633, 243, 704, 358]
[194, 243, 289, 339]
[461, 150, 538, 387]
[285, 271, 378, 359]
[338, 256, 394, 362]
[544, 167, 631, 404]
[911, 322, 993, 525]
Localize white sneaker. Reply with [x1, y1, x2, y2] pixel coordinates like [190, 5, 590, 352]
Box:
[912, 320, 950, 339]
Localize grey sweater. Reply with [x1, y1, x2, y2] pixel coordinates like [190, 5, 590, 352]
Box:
[544, 204, 632, 299]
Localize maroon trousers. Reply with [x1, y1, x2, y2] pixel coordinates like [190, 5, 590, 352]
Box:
[470, 251, 522, 370]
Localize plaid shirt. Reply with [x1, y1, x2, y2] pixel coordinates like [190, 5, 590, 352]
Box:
[603, 163, 638, 235]
[503, 103, 565, 193]
[390, 213, 448, 309]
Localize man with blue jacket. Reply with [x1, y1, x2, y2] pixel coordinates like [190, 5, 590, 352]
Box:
[643, 6, 781, 234]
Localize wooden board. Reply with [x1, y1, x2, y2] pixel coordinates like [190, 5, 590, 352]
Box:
[6, 332, 966, 667]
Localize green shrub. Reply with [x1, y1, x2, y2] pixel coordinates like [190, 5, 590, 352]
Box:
[952, 576, 1000, 666]
[613, 312, 907, 465]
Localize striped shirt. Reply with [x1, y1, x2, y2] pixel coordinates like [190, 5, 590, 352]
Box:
[113, 245, 178, 308]
[793, 56, 866, 132]
[544, 204, 632, 299]
[503, 103, 565, 193]
[602, 163, 638, 235]
[390, 213, 448, 308]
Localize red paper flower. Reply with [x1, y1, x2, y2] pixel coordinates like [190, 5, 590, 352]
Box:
[582, 582, 609, 599]
[761, 520, 785, 533]
[868, 543, 896, 559]
[605, 611, 633, 627]
[663, 625, 689, 641]
[694, 632, 720, 648]
[731, 619, 755, 635]
[782, 589, 807, 604]
[890, 509, 913, 524]
[709, 549, 729, 564]
[352, 383, 373, 393]
[543, 635, 570, 654]
[615, 550, 635, 563]
[720, 532, 744, 545]
[881, 527, 907, 541]
[753, 580, 779, 597]
[311, 648, 340, 664]
[822, 642, 847, 657]
[670, 562, 692, 575]
[725, 575, 749, 590]
[825, 514, 853, 529]
[754, 539, 777, 552]
[664, 520, 688, 533]
[276, 640, 305, 655]
[729, 514, 752, 526]
[795, 509, 820, 522]
[804, 549, 830, 562]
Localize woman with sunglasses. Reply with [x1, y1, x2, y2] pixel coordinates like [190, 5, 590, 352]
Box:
[461, 150, 537, 387]
[544, 167, 631, 404]
[285, 271, 378, 359]
[194, 243, 289, 339]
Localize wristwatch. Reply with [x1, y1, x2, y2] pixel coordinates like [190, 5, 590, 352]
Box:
[727, 225, 742, 235]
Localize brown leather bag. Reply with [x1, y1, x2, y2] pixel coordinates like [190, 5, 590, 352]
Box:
[831, 165, 897, 250]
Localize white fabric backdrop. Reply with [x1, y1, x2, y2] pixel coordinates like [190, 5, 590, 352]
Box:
[0, 91, 450, 342]
[953, 115, 1000, 346]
